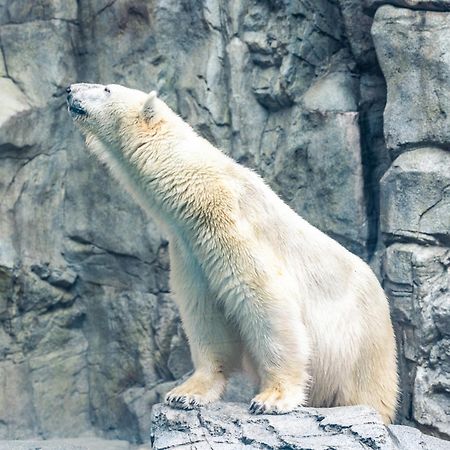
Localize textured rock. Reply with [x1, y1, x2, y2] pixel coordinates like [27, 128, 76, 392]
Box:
[372, 6, 450, 153]
[366, 0, 450, 13]
[0, 20, 77, 107]
[0, 78, 30, 128]
[150, 402, 450, 449]
[380, 148, 450, 245]
[372, 3, 450, 439]
[388, 425, 450, 450]
[338, 0, 378, 68]
[383, 243, 450, 436]
[0, 438, 136, 450]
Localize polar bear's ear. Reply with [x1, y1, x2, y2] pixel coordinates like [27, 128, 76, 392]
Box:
[142, 90, 158, 120]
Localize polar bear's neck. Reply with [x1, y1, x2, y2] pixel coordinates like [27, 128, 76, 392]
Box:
[86, 128, 236, 239]
[86, 134, 160, 218]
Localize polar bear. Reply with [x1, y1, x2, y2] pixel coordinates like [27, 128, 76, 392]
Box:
[67, 83, 398, 423]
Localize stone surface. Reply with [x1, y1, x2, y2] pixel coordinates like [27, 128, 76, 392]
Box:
[366, 0, 450, 13]
[372, 6, 450, 153]
[380, 148, 450, 245]
[338, 0, 378, 68]
[0, 0, 449, 446]
[150, 402, 450, 449]
[373, 5, 450, 440]
[388, 425, 450, 450]
[0, 78, 30, 128]
[5, 417, 450, 450]
[0, 438, 135, 450]
[383, 243, 450, 437]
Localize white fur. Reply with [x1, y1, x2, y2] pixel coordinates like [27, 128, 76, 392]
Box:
[69, 83, 398, 423]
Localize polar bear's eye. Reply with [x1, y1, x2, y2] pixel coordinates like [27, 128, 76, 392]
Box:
[104, 86, 111, 94]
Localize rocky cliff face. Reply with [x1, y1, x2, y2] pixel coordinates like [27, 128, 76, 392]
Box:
[371, 4, 450, 438]
[0, 0, 448, 444]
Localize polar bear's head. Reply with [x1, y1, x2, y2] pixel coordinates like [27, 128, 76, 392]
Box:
[66, 83, 174, 149]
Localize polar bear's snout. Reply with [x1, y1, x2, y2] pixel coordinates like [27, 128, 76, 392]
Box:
[66, 85, 87, 117]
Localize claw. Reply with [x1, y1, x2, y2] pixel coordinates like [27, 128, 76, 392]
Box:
[249, 401, 264, 414]
[165, 391, 205, 410]
[255, 403, 265, 414]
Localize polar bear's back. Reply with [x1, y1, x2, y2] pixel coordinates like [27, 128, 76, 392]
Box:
[229, 160, 369, 298]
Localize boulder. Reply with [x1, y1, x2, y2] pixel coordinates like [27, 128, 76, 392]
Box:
[150, 402, 450, 449]
[380, 148, 450, 245]
[366, 0, 450, 13]
[372, 6, 450, 153]
[383, 243, 450, 436]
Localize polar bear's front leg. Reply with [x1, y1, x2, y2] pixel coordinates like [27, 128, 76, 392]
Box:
[248, 325, 311, 414]
[226, 288, 311, 415]
[164, 298, 240, 409]
[164, 305, 239, 410]
[165, 237, 241, 410]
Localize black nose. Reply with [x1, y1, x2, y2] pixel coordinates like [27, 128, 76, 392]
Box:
[66, 86, 71, 94]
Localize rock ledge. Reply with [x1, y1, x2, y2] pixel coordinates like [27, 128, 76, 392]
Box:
[150, 402, 450, 449]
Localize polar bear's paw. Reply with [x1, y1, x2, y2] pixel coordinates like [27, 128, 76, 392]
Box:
[165, 391, 207, 410]
[165, 371, 226, 410]
[249, 386, 306, 415]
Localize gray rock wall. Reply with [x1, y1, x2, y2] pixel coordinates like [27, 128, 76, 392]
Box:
[0, 0, 448, 444]
[372, 4, 450, 438]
